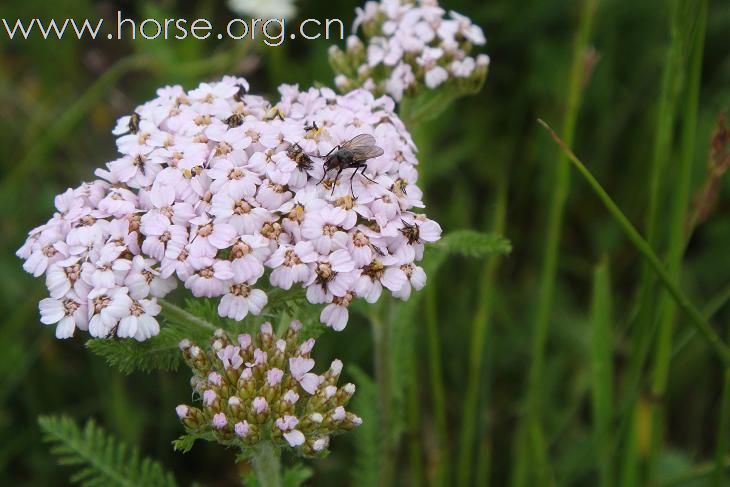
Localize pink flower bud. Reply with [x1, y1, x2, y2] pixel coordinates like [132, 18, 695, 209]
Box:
[203, 389, 217, 406]
[212, 412, 227, 429]
[175, 405, 189, 419]
[252, 396, 268, 414]
[235, 421, 250, 438]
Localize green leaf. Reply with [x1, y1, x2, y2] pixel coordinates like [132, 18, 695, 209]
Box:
[433, 230, 512, 258]
[171, 435, 198, 454]
[38, 415, 177, 487]
[85, 299, 221, 375]
[85, 288, 331, 376]
[85, 335, 180, 375]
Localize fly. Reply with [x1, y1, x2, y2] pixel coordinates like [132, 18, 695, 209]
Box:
[317, 134, 384, 196]
[129, 112, 141, 134]
[286, 142, 315, 172]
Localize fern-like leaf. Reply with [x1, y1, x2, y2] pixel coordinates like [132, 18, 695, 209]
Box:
[85, 287, 326, 376]
[38, 415, 178, 487]
[85, 299, 219, 374]
[85, 335, 179, 375]
[171, 434, 197, 454]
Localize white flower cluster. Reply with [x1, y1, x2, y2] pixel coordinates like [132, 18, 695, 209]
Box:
[17, 75, 440, 340]
[177, 322, 361, 457]
[330, 0, 489, 101]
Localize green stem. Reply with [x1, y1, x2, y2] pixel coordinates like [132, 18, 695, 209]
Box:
[590, 260, 614, 487]
[714, 369, 730, 487]
[519, 1, 597, 484]
[407, 361, 424, 487]
[252, 442, 282, 487]
[371, 304, 395, 487]
[672, 281, 730, 359]
[425, 284, 448, 486]
[457, 163, 507, 487]
[623, 2, 690, 482]
[648, 2, 707, 482]
[475, 436, 492, 487]
[158, 299, 217, 332]
[537, 119, 730, 366]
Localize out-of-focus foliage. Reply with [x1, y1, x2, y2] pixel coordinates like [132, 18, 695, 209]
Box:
[2, 0, 730, 485]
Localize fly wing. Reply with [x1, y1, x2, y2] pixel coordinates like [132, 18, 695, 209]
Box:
[342, 134, 385, 161]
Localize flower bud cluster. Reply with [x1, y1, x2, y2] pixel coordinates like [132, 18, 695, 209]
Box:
[330, 0, 489, 101]
[176, 321, 361, 457]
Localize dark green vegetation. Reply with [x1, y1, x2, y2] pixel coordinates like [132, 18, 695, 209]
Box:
[2, 0, 730, 485]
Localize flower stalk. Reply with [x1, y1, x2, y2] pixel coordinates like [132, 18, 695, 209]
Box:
[370, 302, 395, 486]
[251, 442, 282, 487]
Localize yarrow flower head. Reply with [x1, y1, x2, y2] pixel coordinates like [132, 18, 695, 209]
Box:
[176, 321, 361, 456]
[17, 74, 441, 340]
[329, 0, 489, 102]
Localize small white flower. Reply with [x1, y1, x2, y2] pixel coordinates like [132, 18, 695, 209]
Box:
[87, 287, 133, 338]
[39, 294, 88, 339]
[218, 283, 268, 321]
[117, 298, 162, 341]
[289, 357, 320, 394]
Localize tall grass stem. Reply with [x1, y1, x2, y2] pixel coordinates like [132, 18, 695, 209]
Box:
[520, 1, 598, 484]
[537, 120, 730, 366]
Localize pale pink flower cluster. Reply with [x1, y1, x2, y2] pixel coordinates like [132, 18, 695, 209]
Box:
[330, 0, 489, 101]
[17, 75, 440, 340]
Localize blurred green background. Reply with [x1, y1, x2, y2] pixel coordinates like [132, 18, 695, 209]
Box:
[2, 0, 730, 485]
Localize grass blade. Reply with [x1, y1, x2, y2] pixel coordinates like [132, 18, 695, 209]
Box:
[590, 260, 614, 487]
[457, 163, 508, 487]
[648, 1, 707, 482]
[715, 369, 730, 486]
[537, 119, 730, 365]
[519, 1, 598, 484]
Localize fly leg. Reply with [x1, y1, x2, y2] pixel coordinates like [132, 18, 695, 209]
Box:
[316, 145, 340, 185]
[349, 164, 376, 197]
[349, 167, 359, 197]
[331, 166, 344, 195]
[314, 144, 339, 159]
[358, 164, 377, 184]
[317, 170, 329, 185]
